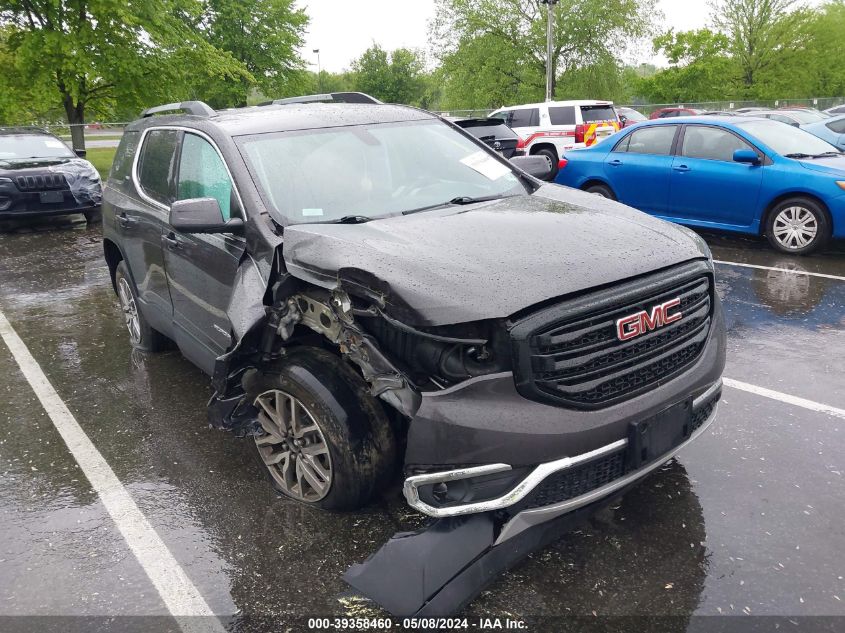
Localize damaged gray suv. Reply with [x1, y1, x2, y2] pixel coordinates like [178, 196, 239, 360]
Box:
[102, 93, 726, 616]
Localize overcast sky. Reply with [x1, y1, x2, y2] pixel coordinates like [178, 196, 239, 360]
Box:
[300, 1, 721, 73]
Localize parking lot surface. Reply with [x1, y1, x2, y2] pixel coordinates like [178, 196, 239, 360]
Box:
[0, 218, 843, 631]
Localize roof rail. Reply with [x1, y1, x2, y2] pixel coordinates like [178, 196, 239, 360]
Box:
[260, 92, 382, 106]
[140, 101, 215, 118]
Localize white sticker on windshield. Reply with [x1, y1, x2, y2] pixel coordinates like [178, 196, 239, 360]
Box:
[302, 208, 324, 217]
[460, 151, 511, 181]
[45, 140, 66, 149]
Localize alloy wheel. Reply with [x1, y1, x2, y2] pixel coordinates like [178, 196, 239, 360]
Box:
[254, 390, 333, 502]
[117, 277, 141, 345]
[772, 206, 818, 250]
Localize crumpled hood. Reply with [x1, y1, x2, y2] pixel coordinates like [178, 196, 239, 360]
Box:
[282, 185, 710, 326]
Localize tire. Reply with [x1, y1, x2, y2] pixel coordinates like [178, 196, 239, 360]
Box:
[84, 209, 102, 224]
[765, 197, 830, 255]
[244, 347, 397, 511]
[584, 183, 616, 200]
[114, 260, 168, 351]
[533, 148, 559, 181]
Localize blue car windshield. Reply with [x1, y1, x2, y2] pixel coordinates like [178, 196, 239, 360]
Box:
[236, 119, 527, 225]
[736, 120, 839, 156]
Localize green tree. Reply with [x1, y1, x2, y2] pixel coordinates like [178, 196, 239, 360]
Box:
[710, 0, 809, 97]
[0, 0, 251, 149]
[198, 0, 308, 107]
[638, 29, 738, 102]
[351, 44, 427, 104]
[431, 0, 658, 109]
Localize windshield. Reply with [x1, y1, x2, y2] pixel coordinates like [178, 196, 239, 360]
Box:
[735, 120, 840, 156]
[237, 119, 527, 224]
[781, 110, 825, 124]
[619, 108, 646, 121]
[0, 134, 74, 160]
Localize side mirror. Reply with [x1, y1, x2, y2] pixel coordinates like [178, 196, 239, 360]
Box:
[733, 149, 761, 165]
[169, 198, 244, 234]
[510, 154, 554, 180]
[74, 149, 87, 158]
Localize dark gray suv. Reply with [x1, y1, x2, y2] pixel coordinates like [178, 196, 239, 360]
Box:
[102, 94, 726, 616]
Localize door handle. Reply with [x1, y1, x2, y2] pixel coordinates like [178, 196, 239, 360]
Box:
[674, 164, 691, 172]
[162, 233, 182, 249]
[117, 213, 137, 229]
[609, 159, 623, 167]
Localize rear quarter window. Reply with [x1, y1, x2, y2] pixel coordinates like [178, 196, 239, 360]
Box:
[108, 131, 140, 188]
[549, 106, 576, 125]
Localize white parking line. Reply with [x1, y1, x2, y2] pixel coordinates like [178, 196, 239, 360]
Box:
[0, 308, 225, 633]
[714, 259, 845, 282]
[724, 377, 845, 420]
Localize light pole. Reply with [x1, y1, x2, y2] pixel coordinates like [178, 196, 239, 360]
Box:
[540, 0, 559, 102]
[313, 49, 322, 92]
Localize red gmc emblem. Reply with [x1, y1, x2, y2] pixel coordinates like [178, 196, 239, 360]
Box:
[616, 298, 683, 341]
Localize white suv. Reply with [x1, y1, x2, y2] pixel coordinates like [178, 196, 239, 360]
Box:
[489, 100, 621, 179]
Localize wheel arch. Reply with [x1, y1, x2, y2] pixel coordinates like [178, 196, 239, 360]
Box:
[102, 238, 125, 294]
[580, 178, 616, 196]
[760, 192, 833, 236]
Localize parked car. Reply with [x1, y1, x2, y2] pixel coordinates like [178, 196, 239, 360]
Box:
[555, 116, 845, 255]
[649, 107, 706, 119]
[778, 106, 830, 119]
[801, 114, 845, 151]
[448, 117, 524, 158]
[700, 111, 738, 116]
[102, 96, 725, 616]
[488, 100, 621, 180]
[0, 127, 102, 223]
[824, 105, 845, 116]
[616, 106, 647, 128]
[749, 110, 828, 126]
[734, 107, 769, 114]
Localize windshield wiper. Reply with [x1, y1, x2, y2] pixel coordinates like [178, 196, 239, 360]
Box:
[784, 153, 812, 159]
[811, 151, 843, 158]
[402, 193, 514, 216]
[331, 215, 374, 224]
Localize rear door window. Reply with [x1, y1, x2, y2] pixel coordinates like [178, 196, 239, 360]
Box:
[549, 106, 576, 125]
[176, 133, 234, 220]
[616, 125, 678, 155]
[681, 126, 754, 162]
[580, 105, 617, 122]
[510, 108, 539, 127]
[137, 129, 180, 205]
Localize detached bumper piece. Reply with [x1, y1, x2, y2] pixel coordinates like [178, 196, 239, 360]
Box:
[344, 380, 721, 616]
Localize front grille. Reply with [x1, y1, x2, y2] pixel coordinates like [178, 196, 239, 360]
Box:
[511, 262, 713, 409]
[15, 173, 67, 191]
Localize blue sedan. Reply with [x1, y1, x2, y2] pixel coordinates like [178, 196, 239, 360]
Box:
[555, 117, 845, 254]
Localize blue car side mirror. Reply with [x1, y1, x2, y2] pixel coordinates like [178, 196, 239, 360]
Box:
[734, 149, 761, 165]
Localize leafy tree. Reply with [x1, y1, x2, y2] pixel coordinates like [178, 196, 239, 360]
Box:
[431, 0, 658, 109]
[0, 0, 252, 149]
[638, 29, 738, 102]
[710, 0, 810, 97]
[350, 44, 427, 105]
[197, 0, 308, 107]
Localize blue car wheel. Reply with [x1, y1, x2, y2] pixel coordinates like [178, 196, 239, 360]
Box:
[765, 196, 831, 255]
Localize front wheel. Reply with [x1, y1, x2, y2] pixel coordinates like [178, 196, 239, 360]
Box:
[245, 348, 397, 511]
[765, 198, 830, 255]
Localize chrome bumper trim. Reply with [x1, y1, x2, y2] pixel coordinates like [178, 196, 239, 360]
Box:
[494, 396, 720, 545]
[403, 379, 723, 521]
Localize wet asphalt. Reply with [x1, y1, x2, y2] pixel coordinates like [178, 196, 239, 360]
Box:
[0, 217, 843, 631]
